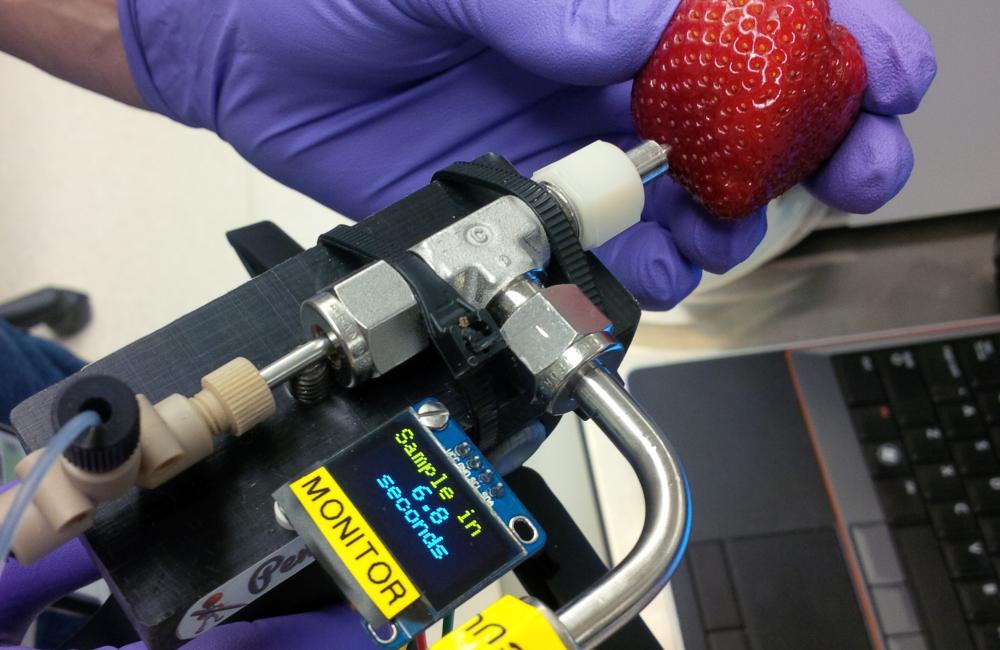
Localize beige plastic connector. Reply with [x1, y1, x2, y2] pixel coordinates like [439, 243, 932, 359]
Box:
[136, 394, 214, 489]
[192, 358, 275, 436]
[0, 447, 140, 565]
[0, 356, 278, 563]
[137, 358, 275, 488]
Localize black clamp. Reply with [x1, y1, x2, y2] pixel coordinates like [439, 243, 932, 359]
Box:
[320, 226, 506, 381]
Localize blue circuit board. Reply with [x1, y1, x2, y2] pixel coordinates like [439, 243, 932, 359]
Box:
[369, 398, 546, 648]
[275, 398, 545, 649]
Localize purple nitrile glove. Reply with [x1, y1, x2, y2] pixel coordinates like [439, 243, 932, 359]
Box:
[0, 483, 378, 650]
[118, 0, 935, 310]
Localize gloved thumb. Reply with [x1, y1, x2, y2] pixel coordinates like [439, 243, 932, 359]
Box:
[394, 0, 680, 85]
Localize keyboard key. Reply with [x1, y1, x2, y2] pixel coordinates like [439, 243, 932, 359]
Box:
[902, 426, 950, 463]
[865, 442, 910, 479]
[980, 391, 1000, 423]
[982, 518, 1000, 554]
[707, 630, 750, 650]
[959, 338, 1000, 389]
[877, 478, 927, 525]
[972, 624, 1000, 650]
[852, 405, 898, 441]
[872, 585, 921, 635]
[943, 539, 994, 579]
[941, 403, 987, 439]
[929, 501, 978, 538]
[835, 353, 886, 405]
[878, 349, 937, 426]
[852, 524, 905, 585]
[967, 477, 1000, 514]
[894, 526, 975, 649]
[958, 580, 1000, 622]
[687, 542, 742, 631]
[915, 463, 965, 501]
[887, 636, 929, 650]
[920, 343, 971, 402]
[954, 439, 1000, 476]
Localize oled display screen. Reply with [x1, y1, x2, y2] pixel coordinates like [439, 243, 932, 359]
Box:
[329, 412, 520, 608]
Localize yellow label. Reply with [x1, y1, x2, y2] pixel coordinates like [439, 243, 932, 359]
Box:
[290, 467, 420, 619]
[433, 596, 569, 650]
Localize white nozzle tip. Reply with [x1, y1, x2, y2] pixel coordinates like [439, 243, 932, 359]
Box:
[532, 141, 646, 251]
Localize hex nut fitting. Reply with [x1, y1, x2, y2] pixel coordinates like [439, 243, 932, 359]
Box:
[499, 284, 622, 413]
[301, 262, 426, 386]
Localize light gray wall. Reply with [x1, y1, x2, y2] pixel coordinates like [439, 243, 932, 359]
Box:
[850, 0, 1000, 225]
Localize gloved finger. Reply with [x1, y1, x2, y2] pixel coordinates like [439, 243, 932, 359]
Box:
[393, 0, 680, 85]
[640, 180, 768, 274]
[171, 606, 379, 650]
[0, 520, 99, 646]
[804, 112, 914, 214]
[594, 222, 702, 311]
[830, 0, 937, 116]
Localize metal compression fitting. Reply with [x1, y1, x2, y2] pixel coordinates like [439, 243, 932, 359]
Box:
[556, 361, 690, 649]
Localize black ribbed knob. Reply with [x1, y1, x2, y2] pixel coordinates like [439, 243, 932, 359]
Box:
[53, 375, 139, 473]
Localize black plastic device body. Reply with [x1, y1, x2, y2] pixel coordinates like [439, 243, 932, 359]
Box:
[10, 153, 641, 649]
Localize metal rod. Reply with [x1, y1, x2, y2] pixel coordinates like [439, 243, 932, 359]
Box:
[260, 337, 334, 388]
[626, 140, 669, 185]
[557, 362, 690, 649]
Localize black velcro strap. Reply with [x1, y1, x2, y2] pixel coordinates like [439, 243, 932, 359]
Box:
[320, 224, 505, 381]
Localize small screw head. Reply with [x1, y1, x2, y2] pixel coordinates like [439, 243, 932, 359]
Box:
[417, 401, 450, 431]
[274, 502, 293, 531]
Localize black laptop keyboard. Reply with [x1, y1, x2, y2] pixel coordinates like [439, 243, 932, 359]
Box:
[835, 335, 1000, 650]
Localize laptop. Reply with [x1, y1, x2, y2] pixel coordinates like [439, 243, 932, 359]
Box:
[630, 317, 1000, 650]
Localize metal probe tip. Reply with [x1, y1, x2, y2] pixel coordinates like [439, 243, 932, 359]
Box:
[627, 140, 669, 185]
[261, 336, 335, 388]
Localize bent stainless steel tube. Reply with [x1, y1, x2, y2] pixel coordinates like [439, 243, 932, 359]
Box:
[557, 361, 690, 649]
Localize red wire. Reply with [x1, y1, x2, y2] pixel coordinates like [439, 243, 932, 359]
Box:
[415, 633, 428, 650]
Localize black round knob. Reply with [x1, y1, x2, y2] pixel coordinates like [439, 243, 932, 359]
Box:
[53, 375, 139, 473]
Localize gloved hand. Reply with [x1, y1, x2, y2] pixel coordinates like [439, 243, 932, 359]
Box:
[0, 504, 378, 649]
[118, 0, 935, 310]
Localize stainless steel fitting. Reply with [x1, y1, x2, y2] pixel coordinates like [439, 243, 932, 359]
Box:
[410, 196, 549, 310]
[301, 262, 425, 386]
[498, 283, 622, 414]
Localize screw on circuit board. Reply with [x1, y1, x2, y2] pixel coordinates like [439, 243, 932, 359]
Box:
[417, 400, 450, 431]
[455, 442, 471, 457]
[274, 502, 293, 531]
[367, 622, 399, 645]
[468, 456, 482, 469]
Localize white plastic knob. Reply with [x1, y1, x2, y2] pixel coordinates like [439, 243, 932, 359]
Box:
[532, 141, 645, 251]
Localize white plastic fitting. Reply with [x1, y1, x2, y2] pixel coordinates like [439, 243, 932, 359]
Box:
[532, 141, 646, 251]
[0, 448, 141, 564]
[0, 357, 278, 564]
[137, 358, 276, 488]
[192, 358, 276, 437]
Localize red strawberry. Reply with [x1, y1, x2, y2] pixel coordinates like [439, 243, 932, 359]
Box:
[632, 0, 867, 218]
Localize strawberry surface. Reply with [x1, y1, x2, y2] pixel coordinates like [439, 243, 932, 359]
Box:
[632, 0, 867, 219]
